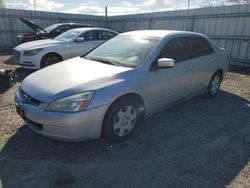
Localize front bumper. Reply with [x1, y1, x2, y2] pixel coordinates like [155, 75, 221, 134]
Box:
[15, 60, 37, 69]
[15, 91, 109, 141]
[14, 50, 41, 70]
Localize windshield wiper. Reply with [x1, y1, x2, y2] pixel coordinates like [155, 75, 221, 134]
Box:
[86, 57, 119, 66]
[84, 56, 136, 68]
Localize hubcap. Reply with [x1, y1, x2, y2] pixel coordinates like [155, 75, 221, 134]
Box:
[113, 105, 137, 137]
[210, 75, 220, 95]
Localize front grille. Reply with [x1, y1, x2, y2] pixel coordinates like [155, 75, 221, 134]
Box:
[20, 89, 41, 106]
[13, 50, 21, 62]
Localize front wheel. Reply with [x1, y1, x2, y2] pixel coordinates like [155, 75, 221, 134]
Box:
[102, 98, 142, 143]
[205, 71, 222, 97]
[41, 53, 62, 68]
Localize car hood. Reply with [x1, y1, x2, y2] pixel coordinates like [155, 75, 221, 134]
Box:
[20, 18, 46, 33]
[14, 39, 64, 51]
[21, 57, 131, 103]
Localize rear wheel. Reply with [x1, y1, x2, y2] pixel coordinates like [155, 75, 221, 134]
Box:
[102, 98, 142, 143]
[41, 53, 62, 68]
[205, 71, 222, 97]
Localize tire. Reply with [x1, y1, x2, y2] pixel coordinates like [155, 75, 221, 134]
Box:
[40, 53, 62, 68]
[102, 97, 143, 143]
[204, 71, 222, 98]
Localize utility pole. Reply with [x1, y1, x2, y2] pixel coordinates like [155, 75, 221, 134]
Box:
[105, 6, 108, 28]
[34, 0, 36, 11]
[187, 0, 190, 30]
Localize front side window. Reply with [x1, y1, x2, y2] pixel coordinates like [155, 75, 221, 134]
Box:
[159, 37, 189, 62]
[54, 30, 82, 41]
[85, 35, 160, 67]
[83, 31, 99, 41]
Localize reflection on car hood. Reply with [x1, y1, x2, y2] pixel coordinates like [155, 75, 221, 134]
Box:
[14, 39, 64, 51]
[21, 57, 131, 103]
[20, 18, 46, 33]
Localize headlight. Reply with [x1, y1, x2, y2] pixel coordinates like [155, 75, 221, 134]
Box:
[23, 48, 44, 56]
[45, 91, 95, 112]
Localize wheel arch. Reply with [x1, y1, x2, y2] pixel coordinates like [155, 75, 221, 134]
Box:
[110, 92, 146, 116]
[40, 52, 63, 67]
[101, 92, 146, 136]
[216, 69, 223, 80]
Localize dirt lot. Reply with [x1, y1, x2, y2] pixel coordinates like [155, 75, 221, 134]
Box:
[0, 54, 250, 188]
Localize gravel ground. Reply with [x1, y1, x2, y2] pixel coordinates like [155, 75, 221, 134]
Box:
[0, 55, 250, 188]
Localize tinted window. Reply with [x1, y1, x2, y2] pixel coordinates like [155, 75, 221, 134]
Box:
[43, 24, 61, 33]
[159, 37, 190, 62]
[83, 31, 99, 41]
[99, 31, 116, 40]
[186, 36, 214, 58]
[71, 24, 89, 29]
[54, 25, 71, 33]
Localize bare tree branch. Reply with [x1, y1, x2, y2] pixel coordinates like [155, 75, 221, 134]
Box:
[0, 0, 5, 8]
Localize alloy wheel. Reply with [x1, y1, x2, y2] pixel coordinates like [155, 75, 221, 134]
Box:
[210, 74, 221, 95]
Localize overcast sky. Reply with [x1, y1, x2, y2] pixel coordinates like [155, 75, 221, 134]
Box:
[5, 0, 245, 15]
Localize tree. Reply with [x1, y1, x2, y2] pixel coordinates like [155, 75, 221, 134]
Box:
[0, 0, 5, 8]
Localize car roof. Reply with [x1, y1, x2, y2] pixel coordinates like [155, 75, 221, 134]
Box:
[51, 23, 94, 27]
[121, 30, 206, 39]
[67, 27, 119, 33]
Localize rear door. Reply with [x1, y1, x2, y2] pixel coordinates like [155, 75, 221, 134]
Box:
[185, 36, 217, 91]
[148, 37, 193, 111]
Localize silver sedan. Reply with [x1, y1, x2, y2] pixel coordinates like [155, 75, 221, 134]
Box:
[15, 30, 228, 142]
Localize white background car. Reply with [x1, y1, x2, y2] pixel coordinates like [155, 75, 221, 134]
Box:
[13, 28, 118, 69]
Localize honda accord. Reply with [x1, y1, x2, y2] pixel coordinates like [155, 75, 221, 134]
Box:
[15, 30, 228, 142]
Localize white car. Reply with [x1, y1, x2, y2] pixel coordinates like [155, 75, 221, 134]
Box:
[13, 28, 118, 69]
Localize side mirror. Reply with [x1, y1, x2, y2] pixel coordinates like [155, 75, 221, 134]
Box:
[157, 58, 175, 68]
[75, 37, 84, 42]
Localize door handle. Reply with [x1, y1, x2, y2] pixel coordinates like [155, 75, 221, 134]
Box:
[184, 67, 191, 72]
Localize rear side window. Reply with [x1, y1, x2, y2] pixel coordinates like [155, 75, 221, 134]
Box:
[158, 37, 190, 62]
[186, 36, 214, 58]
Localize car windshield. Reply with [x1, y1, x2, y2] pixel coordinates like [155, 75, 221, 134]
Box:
[54, 30, 81, 41]
[38, 24, 60, 34]
[85, 35, 160, 67]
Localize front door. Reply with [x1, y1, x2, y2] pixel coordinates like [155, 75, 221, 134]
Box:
[71, 30, 105, 57]
[147, 37, 193, 113]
